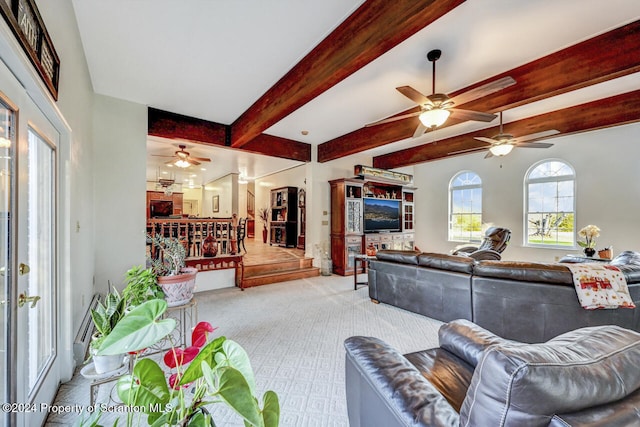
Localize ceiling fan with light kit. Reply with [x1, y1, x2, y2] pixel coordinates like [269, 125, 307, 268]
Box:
[367, 49, 516, 137]
[464, 111, 560, 158]
[153, 144, 211, 168]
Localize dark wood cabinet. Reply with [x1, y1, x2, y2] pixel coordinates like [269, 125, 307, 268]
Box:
[269, 186, 297, 247]
[329, 179, 364, 276]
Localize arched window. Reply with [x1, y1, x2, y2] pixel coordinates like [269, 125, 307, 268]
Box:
[449, 171, 482, 242]
[525, 160, 575, 247]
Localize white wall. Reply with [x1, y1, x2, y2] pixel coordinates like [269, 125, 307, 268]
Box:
[413, 123, 640, 262]
[93, 94, 147, 290]
[203, 174, 237, 217]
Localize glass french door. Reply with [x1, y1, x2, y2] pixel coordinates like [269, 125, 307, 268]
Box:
[0, 57, 59, 427]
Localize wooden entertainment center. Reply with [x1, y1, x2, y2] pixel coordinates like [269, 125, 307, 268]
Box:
[329, 166, 415, 276]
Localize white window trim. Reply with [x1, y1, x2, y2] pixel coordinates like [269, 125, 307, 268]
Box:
[449, 170, 482, 243]
[523, 159, 576, 249]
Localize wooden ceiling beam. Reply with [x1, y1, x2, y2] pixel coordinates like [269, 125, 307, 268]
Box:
[373, 90, 640, 169]
[148, 107, 311, 162]
[319, 20, 640, 163]
[230, 0, 466, 148]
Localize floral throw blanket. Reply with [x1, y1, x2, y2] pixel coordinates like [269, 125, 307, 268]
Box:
[565, 263, 636, 310]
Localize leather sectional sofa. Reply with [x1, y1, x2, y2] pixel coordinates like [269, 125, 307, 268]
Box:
[368, 250, 640, 342]
[344, 319, 640, 427]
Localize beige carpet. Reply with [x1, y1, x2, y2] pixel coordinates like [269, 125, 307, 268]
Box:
[45, 274, 443, 426]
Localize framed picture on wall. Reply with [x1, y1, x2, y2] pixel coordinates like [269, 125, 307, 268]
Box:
[213, 195, 219, 213]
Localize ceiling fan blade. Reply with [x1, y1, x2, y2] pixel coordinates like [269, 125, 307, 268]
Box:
[412, 122, 428, 138]
[516, 142, 554, 149]
[474, 136, 498, 144]
[484, 151, 494, 159]
[449, 76, 516, 106]
[187, 158, 201, 166]
[512, 129, 560, 144]
[450, 108, 497, 122]
[190, 156, 211, 162]
[396, 86, 430, 105]
[365, 111, 421, 127]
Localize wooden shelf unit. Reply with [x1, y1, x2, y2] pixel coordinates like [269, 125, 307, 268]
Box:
[269, 186, 298, 247]
[329, 178, 415, 276]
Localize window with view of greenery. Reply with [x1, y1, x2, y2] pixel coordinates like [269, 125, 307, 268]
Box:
[449, 171, 482, 242]
[525, 160, 575, 247]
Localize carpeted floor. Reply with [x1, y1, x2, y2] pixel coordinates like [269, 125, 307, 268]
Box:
[45, 274, 443, 426]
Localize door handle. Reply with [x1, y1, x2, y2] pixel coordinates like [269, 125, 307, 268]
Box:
[19, 263, 30, 275]
[18, 293, 40, 308]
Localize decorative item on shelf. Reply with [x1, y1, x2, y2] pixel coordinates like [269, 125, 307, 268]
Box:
[598, 246, 613, 259]
[258, 207, 270, 243]
[147, 234, 197, 307]
[577, 224, 600, 258]
[366, 243, 377, 257]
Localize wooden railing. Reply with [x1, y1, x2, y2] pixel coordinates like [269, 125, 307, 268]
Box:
[147, 218, 238, 258]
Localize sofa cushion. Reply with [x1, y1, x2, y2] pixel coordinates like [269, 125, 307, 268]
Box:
[375, 250, 420, 265]
[473, 260, 572, 285]
[460, 325, 640, 427]
[418, 252, 475, 274]
[438, 319, 515, 367]
[611, 250, 640, 284]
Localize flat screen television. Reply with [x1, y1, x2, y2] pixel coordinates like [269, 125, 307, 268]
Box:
[363, 198, 401, 232]
[150, 200, 173, 217]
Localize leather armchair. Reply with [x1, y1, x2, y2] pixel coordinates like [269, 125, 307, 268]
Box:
[345, 320, 640, 427]
[451, 226, 511, 260]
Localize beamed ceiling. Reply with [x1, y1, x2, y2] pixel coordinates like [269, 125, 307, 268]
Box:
[71, 1, 640, 185]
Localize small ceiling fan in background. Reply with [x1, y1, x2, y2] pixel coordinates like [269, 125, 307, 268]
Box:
[153, 144, 211, 168]
[450, 111, 560, 157]
[366, 49, 516, 138]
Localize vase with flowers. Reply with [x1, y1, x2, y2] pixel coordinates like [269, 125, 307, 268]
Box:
[577, 224, 600, 257]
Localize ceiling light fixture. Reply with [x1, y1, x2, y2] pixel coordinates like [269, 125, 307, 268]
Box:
[418, 108, 450, 129]
[174, 159, 190, 168]
[489, 144, 514, 157]
[0, 137, 11, 148]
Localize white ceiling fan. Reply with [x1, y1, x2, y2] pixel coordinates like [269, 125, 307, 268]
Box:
[450, 111, 560, 157]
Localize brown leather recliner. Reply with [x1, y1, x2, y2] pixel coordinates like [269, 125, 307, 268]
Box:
[452, 226, 511, 260]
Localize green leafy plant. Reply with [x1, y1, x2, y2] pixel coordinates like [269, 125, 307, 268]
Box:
[123, 265, 164, 307]
[147, 234, 187, 276]
[90, 287, 127, 352]
[98, 299, 280, 427]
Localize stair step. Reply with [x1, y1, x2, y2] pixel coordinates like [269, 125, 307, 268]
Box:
[244, 258, 313, 277]
[241, 267, 320, 288]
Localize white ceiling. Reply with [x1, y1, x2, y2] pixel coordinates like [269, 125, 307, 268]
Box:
[72, 0, 640, 185]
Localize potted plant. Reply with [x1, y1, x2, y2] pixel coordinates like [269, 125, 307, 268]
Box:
[148, 234, 198, 307]
[258, 208, 270, 244]
[123, 265, 164, 307]
[96, 299, 280, 427]
[89, 287, 127, 374]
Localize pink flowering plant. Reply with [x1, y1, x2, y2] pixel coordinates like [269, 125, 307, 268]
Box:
[96, 299, 280, 426]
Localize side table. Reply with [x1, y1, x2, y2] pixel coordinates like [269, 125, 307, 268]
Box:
[354, 254, 375, 290]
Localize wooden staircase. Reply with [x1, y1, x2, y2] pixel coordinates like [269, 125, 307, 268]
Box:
[241, 257, 320, 288]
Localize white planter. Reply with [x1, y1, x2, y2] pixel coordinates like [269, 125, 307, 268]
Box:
[92, 352, 125, 374]
[158, 267, 198, 307]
